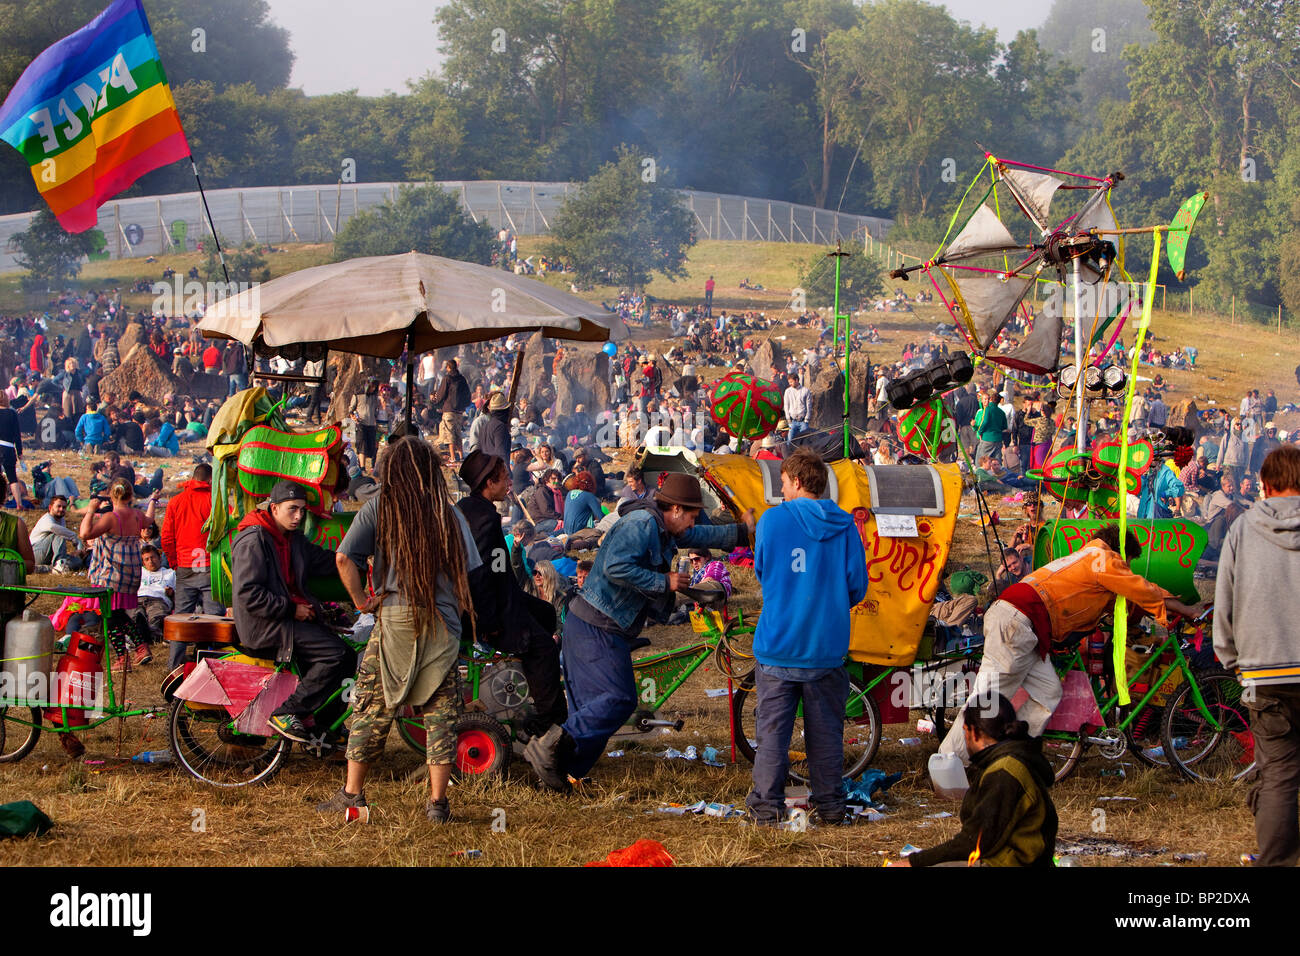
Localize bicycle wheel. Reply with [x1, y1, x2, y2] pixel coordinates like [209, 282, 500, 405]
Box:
[169, 699, 288, 788]
[397, 708, 427, 756]
[731, 677, 879, 784]
[1040, 731, 1086, 782]
[0, 707, 42, 763]
[1161, 672, 1255, 783]
[1123, 704, 1170, 769]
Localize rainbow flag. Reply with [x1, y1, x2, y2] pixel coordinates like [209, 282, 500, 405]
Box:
[0, 0, 189, 233]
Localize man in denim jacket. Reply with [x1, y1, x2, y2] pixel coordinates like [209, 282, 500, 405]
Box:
[525, 472, 755, 791]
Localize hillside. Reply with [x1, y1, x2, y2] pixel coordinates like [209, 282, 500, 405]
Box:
[2, 239, 1297, 430]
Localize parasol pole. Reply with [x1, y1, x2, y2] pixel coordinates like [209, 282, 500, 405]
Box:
[404, 326, 415, 428]
[1071, 257, 1087, 454]
[827, 242, 853, 458]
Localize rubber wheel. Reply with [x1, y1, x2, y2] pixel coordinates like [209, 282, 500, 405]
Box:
[731, 677, 879, 784]
[0, 707, 42, 763]
[1162, 672, 1255, 783]
[452, 713, 511, 780]
[169, 698, 288, 788]
[399, 712, 512, 780]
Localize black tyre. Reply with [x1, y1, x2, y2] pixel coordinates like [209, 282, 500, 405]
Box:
[1040, 731, 1086, 783]
[0, 707, 41, 763]
[1162, 672, 1255, 783]
[731, 677, 879, 784]
[1122, 704, 1169, 769]
[169, 698, 288, 788]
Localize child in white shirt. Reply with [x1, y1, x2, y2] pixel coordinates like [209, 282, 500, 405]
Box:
[137, 545, 176, 645]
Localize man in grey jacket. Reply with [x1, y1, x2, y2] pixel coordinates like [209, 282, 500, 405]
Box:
[1215, 445, 1300, 865]
[231, 480, 350, 744]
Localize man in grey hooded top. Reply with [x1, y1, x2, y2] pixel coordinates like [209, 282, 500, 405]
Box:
[1216, 445, 1300, 866]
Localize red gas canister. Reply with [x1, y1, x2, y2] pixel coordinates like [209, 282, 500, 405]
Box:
[49, 632, 104, 728]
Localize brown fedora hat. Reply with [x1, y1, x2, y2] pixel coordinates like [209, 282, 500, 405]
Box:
[654, 472, 704, 510]
[460, 450, 503, 493]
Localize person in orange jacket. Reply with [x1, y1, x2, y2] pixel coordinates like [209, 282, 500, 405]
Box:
[938, 523, 1202, 764]
[159, 462, 222, 670]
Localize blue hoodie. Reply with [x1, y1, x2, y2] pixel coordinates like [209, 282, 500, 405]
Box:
[753, 497, 868, 669]
[148, 421, 179, 455]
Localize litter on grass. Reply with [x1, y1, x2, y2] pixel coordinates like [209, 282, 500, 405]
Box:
[1055, 836, 1167, 860]
[844, 769, 903, 808]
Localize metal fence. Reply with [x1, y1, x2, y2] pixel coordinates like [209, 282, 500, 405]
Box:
[0, 180, 893, 274]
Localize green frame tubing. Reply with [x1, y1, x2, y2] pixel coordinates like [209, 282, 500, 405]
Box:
[1041, 623, 1221, 750]
[0, 584, 166, 732]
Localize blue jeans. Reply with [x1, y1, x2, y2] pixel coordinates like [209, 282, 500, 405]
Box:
[559, 613, 639, 778]
[745, 663, 849, 822]
[787, 420, 811, 441]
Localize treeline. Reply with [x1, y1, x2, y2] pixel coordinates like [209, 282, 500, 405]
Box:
[1, 0, 1298, 317]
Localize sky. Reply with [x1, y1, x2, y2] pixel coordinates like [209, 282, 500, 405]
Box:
[266, 0, 1051, 97]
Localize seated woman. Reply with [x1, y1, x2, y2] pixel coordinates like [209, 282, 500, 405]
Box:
[4, 479, 34, 511]
[561, 471, 604, 535]
[891, 695, 1057, 867]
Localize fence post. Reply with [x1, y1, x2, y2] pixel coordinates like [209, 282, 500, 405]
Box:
[1189, 288, 1193, 315]
[1279, 304, 1283, 335]
[742, 199, 748, 241]
[1231, 295, 1235, 325]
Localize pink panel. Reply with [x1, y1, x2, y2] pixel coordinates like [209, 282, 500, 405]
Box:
[208, 659, 279, 716]
[1044, 669, 1103, 732]
[233, 671, 300, 735]
[173, 660, 232, 707]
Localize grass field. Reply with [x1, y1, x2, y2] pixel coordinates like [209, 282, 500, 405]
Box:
[0, 238, 1290, 866]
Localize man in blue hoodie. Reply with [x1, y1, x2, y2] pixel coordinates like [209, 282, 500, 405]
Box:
[74, 402, 111, 453]
[747, 448, 868, 826]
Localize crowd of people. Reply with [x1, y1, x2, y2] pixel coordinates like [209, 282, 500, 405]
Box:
[4, 272, 1300, 867]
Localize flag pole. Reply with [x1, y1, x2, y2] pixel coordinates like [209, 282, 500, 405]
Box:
[190, 157, 231, 285]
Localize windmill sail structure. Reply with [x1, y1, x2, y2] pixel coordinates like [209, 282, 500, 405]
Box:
[938, 270, 1035, 350]
[943, 204, 1020, 263]
[988, 309, 1064, 375]
[997, 167, 1063, 234]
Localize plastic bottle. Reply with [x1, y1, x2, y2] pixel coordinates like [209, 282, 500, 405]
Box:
[928, 752, 970, 799]
[899, 737, 922, 746]
[132, 749, 173, 764]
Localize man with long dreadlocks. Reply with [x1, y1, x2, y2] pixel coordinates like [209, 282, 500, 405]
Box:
[319, 436, 482, 823]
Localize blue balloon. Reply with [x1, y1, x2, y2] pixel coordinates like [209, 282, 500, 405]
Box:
[602, 342, 617, 357]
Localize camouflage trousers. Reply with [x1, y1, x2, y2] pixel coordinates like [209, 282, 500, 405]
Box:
[345, 635, 461, 765]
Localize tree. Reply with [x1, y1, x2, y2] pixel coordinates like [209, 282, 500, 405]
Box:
[8, 208, 100, 292]
[1039, 0, 1154, 138]
[798, 241, 882, 310]
[203, 237, 269, 285]
[142, 0, 294, 94]
[782, 0, 859, 208]
[547, 146, 695, 290]
[332, 185, 496, 263]
[829, 0, 999, 226]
